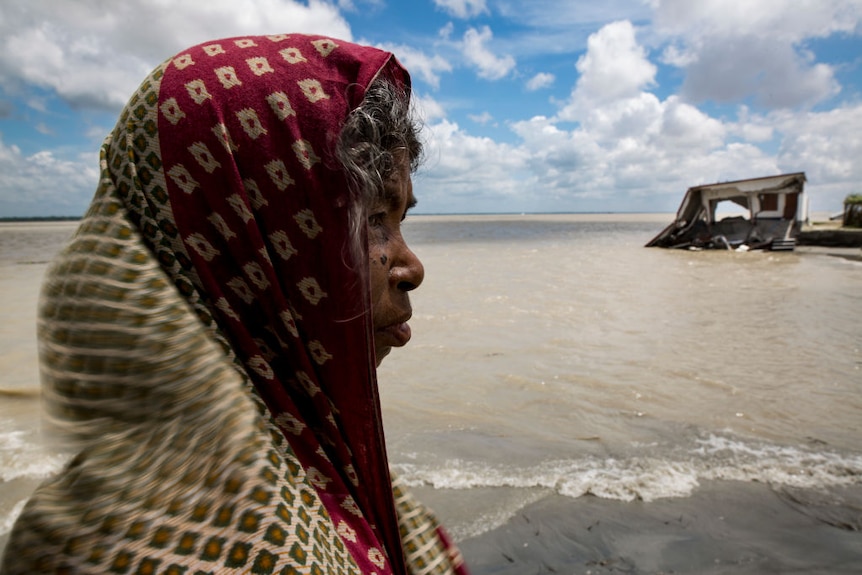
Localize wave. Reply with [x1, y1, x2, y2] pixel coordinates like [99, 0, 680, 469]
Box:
[392, 432, 862, 503]
[0, 430, 69, 483]
[0, 500, 27, 538]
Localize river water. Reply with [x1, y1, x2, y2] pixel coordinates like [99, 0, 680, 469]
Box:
[2, 215, 861, 571]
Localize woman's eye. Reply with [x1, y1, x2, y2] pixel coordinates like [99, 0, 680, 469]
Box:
[368, 211, 386, 228]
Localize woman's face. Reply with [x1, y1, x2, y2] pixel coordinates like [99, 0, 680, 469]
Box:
[368, 156, 424, 366]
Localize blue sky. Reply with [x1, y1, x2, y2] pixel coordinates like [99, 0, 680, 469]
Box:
[1, 0, 861, 217]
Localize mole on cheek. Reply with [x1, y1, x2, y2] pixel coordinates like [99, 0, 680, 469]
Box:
[379, 255, 388, 265]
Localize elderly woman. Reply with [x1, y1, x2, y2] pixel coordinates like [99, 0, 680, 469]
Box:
[1, 34, 467, 574]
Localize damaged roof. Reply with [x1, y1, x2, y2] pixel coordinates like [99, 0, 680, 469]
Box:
[646, 172, 807, 251]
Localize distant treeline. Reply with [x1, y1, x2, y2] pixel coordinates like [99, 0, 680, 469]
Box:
[0, 216, 81, 222]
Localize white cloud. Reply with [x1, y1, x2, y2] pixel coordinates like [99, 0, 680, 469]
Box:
[491, 0, 654, 59]
[659, 43, 697, 68]
[461, 26, 516, 80]
[439, 22, 455, 40]
[413, 13, 859, 214]
[468, 111, 494, 124]
[571, 20, 656, 105]
[526, 72, 555, 91]
[653, 0, 857, 109]
[376, 43, 453, 89]
[653, 0, 861, 40]
[414, 93, 448, 124]
[433, 0, 489, 19]
[338, 0, 385, 13]
[0, 135, 99, 217]
[679, 36, 839, 108]
[417, 18, 736, 211]
[3, 0, 861, 217]
[577, 92, 663, 144]
[26, 97, 49, 114]
[657, 96, 726, 151]
[773, 105, 862, 186]
[0, 0, 352, 111]
[497, 0, 652, 30]
[420, 93, 858, 214]
[503, 106, 778, 210]
[417, 119, 533, 211]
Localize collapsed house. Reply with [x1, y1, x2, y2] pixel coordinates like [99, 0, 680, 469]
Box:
[646, 172, 808, 251]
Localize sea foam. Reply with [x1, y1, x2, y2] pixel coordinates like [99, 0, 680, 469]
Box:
[0, 430, 69, 483]
[392, 432, 862, 503]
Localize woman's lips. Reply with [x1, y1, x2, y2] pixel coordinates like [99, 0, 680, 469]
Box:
[378, 321, 412, 347]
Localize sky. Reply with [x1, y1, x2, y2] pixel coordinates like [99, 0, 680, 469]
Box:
[1, 0, 861, 217]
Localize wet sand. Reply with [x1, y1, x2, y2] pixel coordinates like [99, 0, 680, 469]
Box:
[455, 480, 862, 574]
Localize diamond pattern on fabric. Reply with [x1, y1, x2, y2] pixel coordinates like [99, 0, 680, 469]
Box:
[186, 79, 212, 104]
[160, 97, 186, 124]
[297, 78, 330, 103]
[167, 164, 198, 194]
[237, 108, 267, 138]
[203, 43, 226, 57]
[265, 159, 295, 190]
[173, 53, 195, 69]
[267, 91, 296, 120]
[280, 47, 307, 64]
[312, 38, 339, 57]
[189, 141, 221, 173]
[293, 139, 320, 169]
[248, 56, 275, 76]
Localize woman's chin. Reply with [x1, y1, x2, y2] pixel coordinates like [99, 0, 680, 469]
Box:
[375, 346, 391, 367]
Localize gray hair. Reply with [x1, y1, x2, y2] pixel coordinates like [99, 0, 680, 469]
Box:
[337, 76, 423, 250]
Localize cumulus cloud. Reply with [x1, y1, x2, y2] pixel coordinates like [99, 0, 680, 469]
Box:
[414, 93, 448, 124]
[438, 22, 455, 40]
[679, 36, 839, 108]
[556, 20, 656, 124]
[773, 104, 862, 185]
[503, 107, 778, 211]
[461, 26, 516, 80]
[410, 11, 858, 213]
[433, 0, 489, 19]
[0, 0, 352, 112]
[571, 20, 656, 106]
[376, 42, 453, 89]
[415, 15, 848, 213]
[3, 0, 860, 217]
[0, 0, 360, 218]
[419, 0, 862, 211]
[526, 72, 555, 91]
[0, 135, 99, 217]
[418, 119, 533, 211]
[653, 0, 857, 109]
[653, 0, 860, 40]
[468, 111, 494, 124]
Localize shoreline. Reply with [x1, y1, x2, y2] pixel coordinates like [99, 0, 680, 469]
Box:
[457, 480, 862, 575]
[4, 214, 862, 247]
[798, 227, 862, 248]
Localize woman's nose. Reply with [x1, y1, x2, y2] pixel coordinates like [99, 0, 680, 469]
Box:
[391, 243, 424, 292]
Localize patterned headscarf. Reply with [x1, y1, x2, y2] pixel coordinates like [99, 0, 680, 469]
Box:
[0, 32, 470, 575]
[118, 34, 409, 572]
